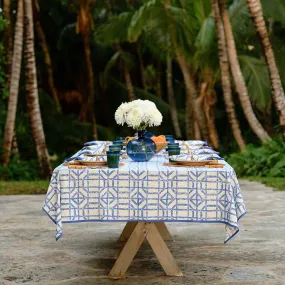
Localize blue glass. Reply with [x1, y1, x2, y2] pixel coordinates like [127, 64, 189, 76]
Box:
[144, 131, 155, 138]
[134, 131, 154, 138]
[165, 135, 175, 144]
[112, 141, 123, 150]
[126, 130, 156, 162]
[107, 153, 120, 168]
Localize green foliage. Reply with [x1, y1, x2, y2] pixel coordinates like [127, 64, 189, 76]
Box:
[228, 138, 285, 177]
[239, 55, 271, 110]
[2, 0, 285, 182]
[0, 156, 41, 181]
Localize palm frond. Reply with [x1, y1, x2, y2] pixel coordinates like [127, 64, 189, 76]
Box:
[195, 16, 215, 52]
[96, 12, 133, 45]
[261, 0, 285, 24]
[128, 0, 162, 42]
[239, 55, 271, 110]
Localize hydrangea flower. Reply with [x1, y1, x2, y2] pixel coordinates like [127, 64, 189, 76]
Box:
[114, 100, 163, 130]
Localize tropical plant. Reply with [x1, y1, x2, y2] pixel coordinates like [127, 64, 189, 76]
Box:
[3, 0, 13, 82]
[218, 0, 271, 143]
[211, 0, 246, 150]
[24, 0, 52, 178]
[2, 0, 24, 165]
[228, 138, 285, 177]
[246, 0, 285, 139]
[33, 0, 61, 112]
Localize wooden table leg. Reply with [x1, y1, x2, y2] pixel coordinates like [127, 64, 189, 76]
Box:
[109, 222, 152, 279]
[118, 222, 138, 242]
[118, 222, 172, 241]
[155, 222, 173, 241]
[109, 222, 182, 279]
[146, 223, 183, 277]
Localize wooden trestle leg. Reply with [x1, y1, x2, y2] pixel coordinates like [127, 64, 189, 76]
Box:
[109, 222, 183, 279]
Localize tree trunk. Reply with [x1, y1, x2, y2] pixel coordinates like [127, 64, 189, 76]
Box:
[199, 73, 220, 149]
[124, 66, 135, 101]
[194, 120, 201, 140]
[33, 0, 61, 112]
[219, 0, 271, 143]
[185, 90, 194, 139]
[246, 0, 285, 138]
[219, 0, 270, 143]
[166, 54, 182, 138]
[178, 56, 209, 141]
[4, 0, 13, 83]
[83, 32, 98, 140]
[24, 0, 52, 178]
[163, 0, 209, 142]
[2, 0, 24, 165]
[211, 0, 246, 150]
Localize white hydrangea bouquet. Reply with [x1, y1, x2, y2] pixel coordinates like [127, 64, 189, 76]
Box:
[115, 99, 163, 130]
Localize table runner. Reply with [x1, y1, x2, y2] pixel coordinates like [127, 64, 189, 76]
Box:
[43, 142, 246, 243]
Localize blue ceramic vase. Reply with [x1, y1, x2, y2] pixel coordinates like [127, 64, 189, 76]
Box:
[126, 130, 156, 162]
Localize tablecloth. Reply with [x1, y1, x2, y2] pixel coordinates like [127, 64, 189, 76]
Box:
[43, 142, 246, 243]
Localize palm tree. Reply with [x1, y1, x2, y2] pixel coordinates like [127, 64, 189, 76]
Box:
[199, 68, 220, 149]
[163, 0, 209, 142]
[211, 0, 245, 150]
[33, 0, 61, 112]
[24, 0, 52, 178]
[104, 0, 136, 102]
[123, 64, 135, 101]
[76, 0, 98, 139]
[219, 0, 271, 143]
[2, 0, 24, 166]
[3, 0, 13, 82]
[246, 0, 285, 139]
[166, 54, 182, 138]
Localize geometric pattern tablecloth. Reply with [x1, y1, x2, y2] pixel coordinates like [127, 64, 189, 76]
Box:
[43, 144, 246, 243]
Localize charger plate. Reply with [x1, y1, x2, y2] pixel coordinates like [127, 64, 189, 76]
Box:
[168, 160, 218, 166]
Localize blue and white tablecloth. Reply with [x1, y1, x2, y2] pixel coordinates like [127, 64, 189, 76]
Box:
[43, 141, 246, 243]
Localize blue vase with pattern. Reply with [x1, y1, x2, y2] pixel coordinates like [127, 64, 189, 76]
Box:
[126, 130, 156, 162]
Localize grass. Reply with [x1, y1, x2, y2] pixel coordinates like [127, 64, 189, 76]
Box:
[0, 177, 284, 195]
[245, 177, 285, 191]
[0, 181, 49, 195]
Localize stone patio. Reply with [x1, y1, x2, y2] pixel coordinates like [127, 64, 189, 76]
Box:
[0, 180, 285, 285]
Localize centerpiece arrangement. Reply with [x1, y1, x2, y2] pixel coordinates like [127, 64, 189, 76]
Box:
[115, 100, 163, 162]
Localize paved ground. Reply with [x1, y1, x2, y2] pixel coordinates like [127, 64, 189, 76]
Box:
[0, 180, 285, 285]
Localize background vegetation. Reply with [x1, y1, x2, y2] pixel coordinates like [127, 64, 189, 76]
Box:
[1, 0, 285, 190]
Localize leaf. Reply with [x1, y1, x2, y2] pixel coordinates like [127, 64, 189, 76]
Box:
[128, 0, 162, 42]
[261, 0, 285, 24]
[96, 12, 134, 45]
[239, 55, 271, 110]
[195, 16, 215, 52]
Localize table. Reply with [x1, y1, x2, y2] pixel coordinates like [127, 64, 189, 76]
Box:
[43, 141, 246, 278]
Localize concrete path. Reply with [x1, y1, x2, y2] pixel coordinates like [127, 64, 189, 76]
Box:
[0, 180, 285, 285]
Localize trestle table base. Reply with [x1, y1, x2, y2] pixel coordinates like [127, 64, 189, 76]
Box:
[109, 222, 183, 279]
